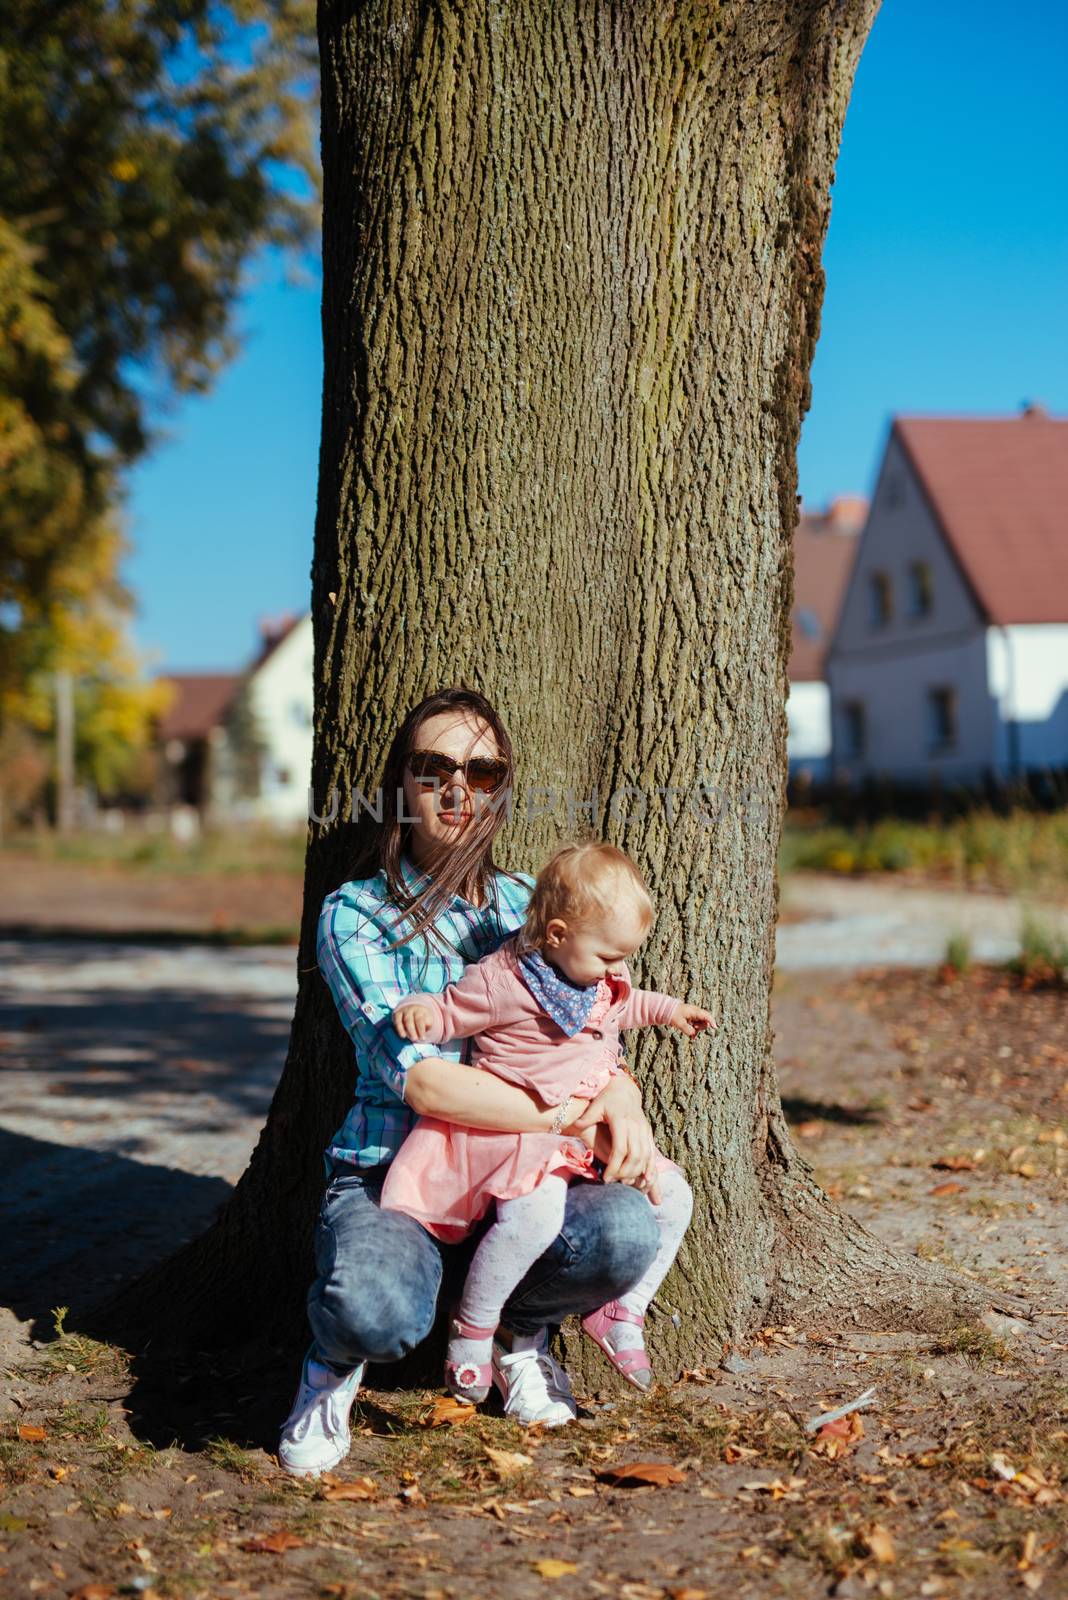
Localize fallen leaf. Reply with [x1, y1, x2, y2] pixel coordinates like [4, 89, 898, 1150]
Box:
[241, 1530, 305, 1553]
[932, 1155, 975, 1171]
[859, 1523, 895, 1564]
[567, 1485, 597, 1498]
[594, 1461, 686, 1488]
[422, 1395, 476, 1428]
[930, 1181, 967, 1197]
[17, 1424, 47, 1442]
[70, 1588, 115, 1600]
[399, 1483, 426, 1506]
[533, 1558, 579, 1578]
[667, 1590, 707, 1600]
[484, 1447, 534, 1480]
[821, 1414, 865, 1440]
[322, 1476, 378, 1501]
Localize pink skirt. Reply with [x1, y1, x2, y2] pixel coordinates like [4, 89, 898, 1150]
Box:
[380, 1118, 599, 1242]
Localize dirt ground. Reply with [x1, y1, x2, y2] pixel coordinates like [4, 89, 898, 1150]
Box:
[2, 963, 1067, 1600]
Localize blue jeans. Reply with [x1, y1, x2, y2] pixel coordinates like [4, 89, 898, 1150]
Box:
[307, 1162, 661, 1371]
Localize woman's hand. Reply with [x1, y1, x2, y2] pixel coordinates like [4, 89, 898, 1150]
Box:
[567, 1073, 659, 1194]
[669, 1002, 717, 1039]
[393, 999, 436, 1040]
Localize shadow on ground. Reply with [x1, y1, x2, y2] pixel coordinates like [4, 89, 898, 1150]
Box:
[1, 1126, 234, 1335]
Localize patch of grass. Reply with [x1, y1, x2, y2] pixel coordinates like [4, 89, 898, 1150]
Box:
[0, 825, 307, 877]
[928, 1323, 1013, 1366]
[51, 1401, 112, 1443]
[944, 930, 973, 974]
[1008, 913, 1068, 988]
[781, 806, 1068, 898]
[204, 1435, 262, 1478]
[0, 1437, 36, 1488]
[36, 1307, 131, 1382]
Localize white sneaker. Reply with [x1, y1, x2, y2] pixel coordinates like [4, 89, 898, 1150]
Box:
[278, 1349, 365, 1477]
[492, 1333, 577, 1426]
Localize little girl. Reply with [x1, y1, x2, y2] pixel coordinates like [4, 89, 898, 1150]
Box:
[380, 840, 715, 1401]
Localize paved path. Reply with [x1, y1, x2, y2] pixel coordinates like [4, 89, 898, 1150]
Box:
[0, 941, 296, 1330]
[777, 871, 1068, 970]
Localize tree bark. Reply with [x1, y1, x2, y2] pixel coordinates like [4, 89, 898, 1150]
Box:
[103, 0, 988, 1361]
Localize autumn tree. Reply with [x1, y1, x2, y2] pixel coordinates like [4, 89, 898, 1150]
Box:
[110, 0, 986, 1361]
[0, 1, 317, 818]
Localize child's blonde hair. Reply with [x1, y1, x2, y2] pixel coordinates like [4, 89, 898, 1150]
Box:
[516, 841, 654, 956]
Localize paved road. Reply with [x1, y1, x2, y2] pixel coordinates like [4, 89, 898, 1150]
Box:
[776, 872, 1068, 970]
[0, 940, 296, 1331]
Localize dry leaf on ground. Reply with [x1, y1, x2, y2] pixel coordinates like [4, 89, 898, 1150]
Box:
[241, 1529, 305, 1553]
[594, 1461, 686, 1488]
[533, 1558, 579, 1578]
[484, 1446, 534, 1479]
[321, 1476, 378, 1501]
[422, 1395, 476, 1427]
[858, 1523, 896, 1564]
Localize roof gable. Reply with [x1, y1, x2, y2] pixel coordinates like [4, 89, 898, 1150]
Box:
[894, 412, 1068, 625]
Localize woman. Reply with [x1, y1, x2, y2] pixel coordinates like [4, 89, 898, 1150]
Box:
[279, 687, 662, 1476]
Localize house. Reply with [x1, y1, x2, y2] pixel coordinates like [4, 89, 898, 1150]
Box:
[787, 496, 867, 782]
[156, 612, 314, 826]
[156, 673, 241, 815]
[243, 611, 315, 825]
[826, 406, 1068, 788]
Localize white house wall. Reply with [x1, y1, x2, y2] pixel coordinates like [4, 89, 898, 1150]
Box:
[247, 617, 315, 825]
[786, 680, 832, 777]
[827, 429, 998, 783]
[987, 625, 1068, 774]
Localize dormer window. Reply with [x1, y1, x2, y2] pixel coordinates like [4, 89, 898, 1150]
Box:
[868, 571, 893, 627]
[907, 561, 933, 618]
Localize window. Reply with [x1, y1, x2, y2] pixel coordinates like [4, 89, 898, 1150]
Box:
[884, 475, 904, 511]
[926, 688, 957, 752]
[868, 571, 893, 627]
[842, 701, 867, 758]
[907, 561, 933, 618]
[796, 607, 822, 641]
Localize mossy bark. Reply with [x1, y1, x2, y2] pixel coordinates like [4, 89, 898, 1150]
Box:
[102, 0, 986, 1362]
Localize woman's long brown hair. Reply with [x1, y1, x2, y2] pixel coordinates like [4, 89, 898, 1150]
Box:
[348, 686, 526, 959]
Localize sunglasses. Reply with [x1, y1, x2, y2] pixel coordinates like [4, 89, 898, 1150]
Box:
[406, 749, 510, 794]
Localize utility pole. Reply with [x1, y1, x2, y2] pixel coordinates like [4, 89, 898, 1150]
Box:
[55, 669, 75, 834]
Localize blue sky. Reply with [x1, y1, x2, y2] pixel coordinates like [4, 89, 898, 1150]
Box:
[125, 0, 1068, 672]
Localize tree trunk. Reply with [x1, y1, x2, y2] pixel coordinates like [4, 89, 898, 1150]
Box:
[103, 0, 987, 1362]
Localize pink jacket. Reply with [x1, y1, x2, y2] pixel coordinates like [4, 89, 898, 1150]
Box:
[398, 935, 681, 1106]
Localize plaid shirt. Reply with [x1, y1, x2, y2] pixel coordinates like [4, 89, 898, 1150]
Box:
[317, 855, 535, 1170]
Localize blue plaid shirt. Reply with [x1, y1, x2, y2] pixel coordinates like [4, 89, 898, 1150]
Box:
[317, 855, 535, 1171]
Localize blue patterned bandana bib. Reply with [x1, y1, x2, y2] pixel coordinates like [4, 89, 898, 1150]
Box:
[517, 946, 600, 1036]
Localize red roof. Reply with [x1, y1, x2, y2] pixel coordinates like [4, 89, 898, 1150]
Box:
[156, 674, 240, 741]
[895, 410, 1068, 625]
[789, 499, 865, 681]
